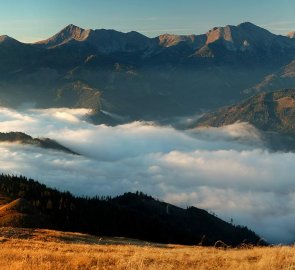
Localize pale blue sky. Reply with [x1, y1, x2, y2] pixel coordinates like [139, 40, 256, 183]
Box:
[0, 0, 295, 42]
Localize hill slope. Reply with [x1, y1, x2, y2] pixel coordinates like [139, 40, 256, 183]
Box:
[0, 174, 262, 246]
[196, 89, 295, 135]
[195, 89, 295, 151]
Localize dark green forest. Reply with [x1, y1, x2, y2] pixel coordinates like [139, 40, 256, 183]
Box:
[0, 174, 264, 246]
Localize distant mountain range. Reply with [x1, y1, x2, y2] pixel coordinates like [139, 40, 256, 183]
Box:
[0, 174, 263, 246]
[1, 22, 295, 124]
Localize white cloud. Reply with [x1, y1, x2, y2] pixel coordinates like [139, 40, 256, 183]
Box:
[0, 107, 294, 244]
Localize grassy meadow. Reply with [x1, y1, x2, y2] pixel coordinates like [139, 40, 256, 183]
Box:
[0, 227, 294, 270]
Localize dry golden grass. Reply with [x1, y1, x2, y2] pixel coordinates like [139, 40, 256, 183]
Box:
[0, 227, 294, 270]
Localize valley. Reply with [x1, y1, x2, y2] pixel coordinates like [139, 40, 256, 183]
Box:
[0, 18, 295, 252]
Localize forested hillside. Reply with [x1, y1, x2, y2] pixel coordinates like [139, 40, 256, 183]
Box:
[0, 174, 263, 246]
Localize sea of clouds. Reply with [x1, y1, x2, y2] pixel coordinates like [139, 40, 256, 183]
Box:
[0, 106, 295, 244]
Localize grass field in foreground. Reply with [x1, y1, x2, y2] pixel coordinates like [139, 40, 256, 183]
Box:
[0, 227, 294, 270]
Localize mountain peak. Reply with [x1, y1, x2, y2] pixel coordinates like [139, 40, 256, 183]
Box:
[62, 24, 85, 33]
[65, 23, 80, 29]
[204, 21, 287, 52]
[0, 35, 11, 41]
[238, 22, 260, 29]
[206, 22, 270, 40]
[59, 24, 90, 40]
[237, 22, 273, 35]
[35, 24, 91, 48]
[0, 35, 20, 44]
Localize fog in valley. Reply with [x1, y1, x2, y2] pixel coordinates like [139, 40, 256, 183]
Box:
[0, 107, 294, 244]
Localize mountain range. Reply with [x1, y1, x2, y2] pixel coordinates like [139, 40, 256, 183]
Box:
[1, 22, 295, 124]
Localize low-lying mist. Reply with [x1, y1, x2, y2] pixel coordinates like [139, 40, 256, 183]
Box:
[0, 107, 294, 244]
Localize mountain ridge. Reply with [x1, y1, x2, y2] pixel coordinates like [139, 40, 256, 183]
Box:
[30, 22, 295, 55]
[0, 22, 290, 47]
[34, 24, 157, 53]
[1, 22, 295, 125]
[35, 24, 92, 48]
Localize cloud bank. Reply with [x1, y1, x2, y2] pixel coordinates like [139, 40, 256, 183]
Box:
[0, 107, 295, 244]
